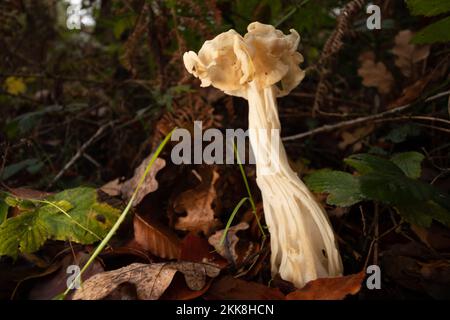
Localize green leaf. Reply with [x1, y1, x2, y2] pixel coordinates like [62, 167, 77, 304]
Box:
[412, 16, 450, 44]
[305, 170, 364, 207]
[358, 173, 436, 205]
[0, 212, 49, 257]
[0, 158, 42, 180]
[0, 195, 9, 225]
[406, 0, 450, 16]
[390, 152, 425, 179]
[344, 154, 404, 176]
[0, 187, 121, 258]
[384, 124, 421, 143]
[308, 153, 450, 227]
[396, 201, 450, 227]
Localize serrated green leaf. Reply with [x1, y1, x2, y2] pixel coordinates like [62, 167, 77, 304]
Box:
[305, 170, 364, 207]
[395, 201, 450, 227]
[358, 173, 436, 205]
[390, 152, 425, 179]
[0, 187, 121, 258]
[344, 153, 404, 176]
[412, 16, 450, 44]
[308, 153, 450, 227]
[406, 0, 450, 16]
[0, 212, 49, 258]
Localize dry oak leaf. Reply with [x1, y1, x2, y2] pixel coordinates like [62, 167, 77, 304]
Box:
[208, 222, 254, 265]
[133, 213, 181, 259]
[357, 51, 394, 95]
[121, 154, 166, 206]
[73, 262, 220, 300]
[286, 271, 366, 300]
[392, 30, 430, 78]
[174, 170, 220, 235]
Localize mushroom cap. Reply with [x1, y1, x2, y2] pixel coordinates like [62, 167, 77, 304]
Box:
[183, 22, 305, 99]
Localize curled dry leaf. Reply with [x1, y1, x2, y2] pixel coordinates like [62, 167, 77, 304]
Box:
[357, 51, 394, 95]
[73, 262, 220, 300]
[286, 271, 366, 300]
[121, 155, 166, 206]
[174, 170, 220, 235]
[388, 75, 432, 109]
[133, 213, 181, 259]
[100, 154, 165, 206]
[100, 178, 122, 197]
[208, 222, 254, 265]
[392, 30, 430, 78]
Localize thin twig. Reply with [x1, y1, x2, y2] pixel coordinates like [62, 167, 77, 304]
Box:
[282, 90, 450, 141]
[373, 203, 379, 266]
[49, 121, 116, 187]
[364, 222, 400, 269]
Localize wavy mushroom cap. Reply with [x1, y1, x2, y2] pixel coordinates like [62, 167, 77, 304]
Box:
[183, 22, 305, 99]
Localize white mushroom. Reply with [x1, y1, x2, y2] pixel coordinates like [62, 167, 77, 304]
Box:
[183, 22, 343, 288]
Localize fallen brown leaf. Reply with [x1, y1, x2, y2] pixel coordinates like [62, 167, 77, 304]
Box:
[357, 52, 394, 95]
[100, 178, 122, 197]
[9, 188, 52, 200]
[179, 233, 228, 268]
[121, 154, 166, 206]
[73, 262, 220, 300]
[174, 169, 220, 235]
[208, 222, 255, 265]
[388, 76, 432, 109]
[286, 271, 366, 300]
[338, 125, 374, 151]
[392, 30, 430, 78]
[28, 251, 104, 300]
[383, 243, 450, 299]
[133, 213, 181, 259]
[205, 276, 285, 300]
[161, 272, 214, 300]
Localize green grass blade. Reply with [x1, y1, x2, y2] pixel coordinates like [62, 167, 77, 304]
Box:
[60, 128, 175, 299]
[36, 199, 103, 243]
[219, 197, 249, 246]
[233, 143, 265, 238]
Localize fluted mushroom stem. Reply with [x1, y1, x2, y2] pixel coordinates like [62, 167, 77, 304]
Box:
[247, 82, 343, 288]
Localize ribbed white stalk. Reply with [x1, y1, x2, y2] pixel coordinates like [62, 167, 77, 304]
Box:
[247, 82, 343, 288]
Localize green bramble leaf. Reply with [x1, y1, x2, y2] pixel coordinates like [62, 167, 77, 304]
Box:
[304, 170, 364, 207]
[305, 152, 450, 227]
[390, 152, 425, 179]
[406, 0, 450, 17]
[0, 187, 120, 258]
[412, 16, 450, 44]
[344, 153, 404, 176]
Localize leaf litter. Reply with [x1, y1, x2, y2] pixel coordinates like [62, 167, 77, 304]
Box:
[73, 262, 220, 300]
